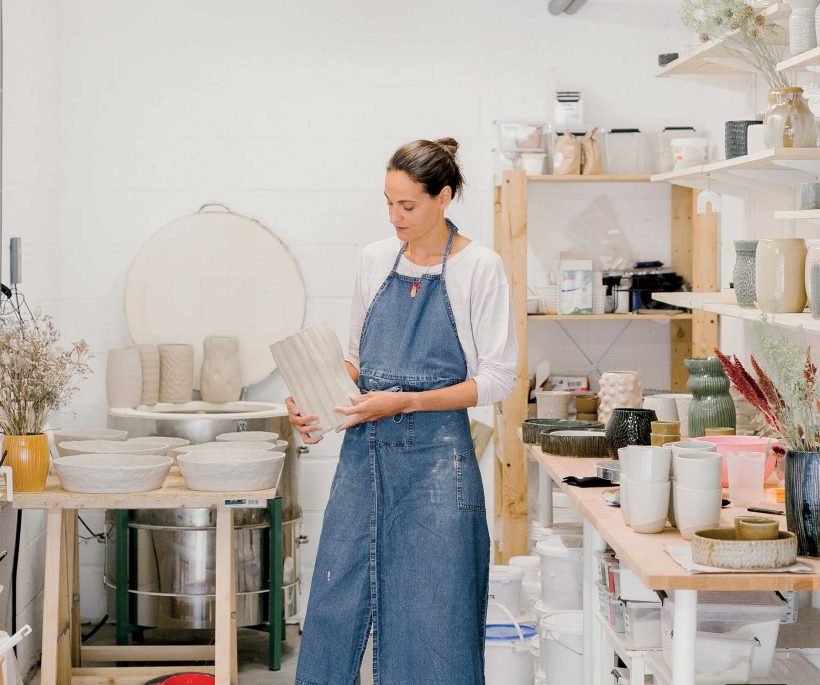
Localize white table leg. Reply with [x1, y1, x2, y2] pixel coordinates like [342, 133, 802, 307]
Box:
[583, 519, 607, 685]
[630, 654, 646, 685]
[672, 589, 697, 685]
[214, 505, 237, 685]
[539, 467, 553, 525]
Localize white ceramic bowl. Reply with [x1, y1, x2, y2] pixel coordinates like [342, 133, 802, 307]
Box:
[625, 446, 671, 483]
[174, 441, 276, 456]
[58, 440, 169, 458]
[53, 453, 172, 493]
[177, 450, 286, 492]
[626, 480, 670, 534]
[215, 431, 280, 443]
[673, 483, 722, 540]
[271, 440, 288, 451]
[53, 428, 128, 457]
[126, 437, 191, 458]
[672, 451, 723, 489]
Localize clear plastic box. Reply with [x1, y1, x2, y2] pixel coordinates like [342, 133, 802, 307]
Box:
[495, 120, 547, 152]
[594, 550, 616, 587]
[622, 599, 661, 648]
[619, 561, 659, 603]
[661, 592, 786, 678]
[597, 583, 624, 633]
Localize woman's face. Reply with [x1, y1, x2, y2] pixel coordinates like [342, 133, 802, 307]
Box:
[384, 170, 451, 243]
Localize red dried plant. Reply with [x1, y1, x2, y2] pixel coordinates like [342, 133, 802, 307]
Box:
[714, 348, 784, 434]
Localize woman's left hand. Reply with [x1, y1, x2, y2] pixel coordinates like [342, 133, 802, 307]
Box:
[334, 392, 413, 431]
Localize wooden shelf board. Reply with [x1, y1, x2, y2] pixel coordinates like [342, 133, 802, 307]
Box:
[659, 4, 790, 79]
[651, 290, 736, 309]
[774, 209, 820, 220]
[597, 613, 662, 664]
[779, 43, 820, 72]
[528, 174, 652, 183]
[528, 313, 692, 321]
[703, 302, 820, 332]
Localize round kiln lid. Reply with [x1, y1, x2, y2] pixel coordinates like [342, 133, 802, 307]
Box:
[124, 205, 306, 389]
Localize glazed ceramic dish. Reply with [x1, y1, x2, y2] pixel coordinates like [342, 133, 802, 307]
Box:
[541, 430, 608, 458]
[177, 450, 286, 492]
[58, 440, 169, 458]
[691, 529, 797, 569]
[126, 436, 190, 458]
[216, 431, 280, 443]
[174, 441, 275, 455]
[53, 454, 172, 494]
[521, 419, 603, 444]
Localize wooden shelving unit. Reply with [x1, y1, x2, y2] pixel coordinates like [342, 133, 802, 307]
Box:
[527, 174, 652, 183]
[492, 170, 717, 562]
[774, 209, 820, 221]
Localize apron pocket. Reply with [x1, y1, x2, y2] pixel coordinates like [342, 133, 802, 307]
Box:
[456, 449, 486, 511]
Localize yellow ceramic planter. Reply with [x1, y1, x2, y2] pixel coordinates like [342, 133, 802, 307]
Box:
[4, 434, 50, 492]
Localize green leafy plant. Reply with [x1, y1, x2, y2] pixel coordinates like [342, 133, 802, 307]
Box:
[681, 0, 790, 89]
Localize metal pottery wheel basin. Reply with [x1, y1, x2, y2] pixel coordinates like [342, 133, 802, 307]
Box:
[691, 529, 797, 569]
[53, 453, 173, 493]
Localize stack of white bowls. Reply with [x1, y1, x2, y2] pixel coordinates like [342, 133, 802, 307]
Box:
[619, 446, 671, 534]
[669, 442, 722, 540]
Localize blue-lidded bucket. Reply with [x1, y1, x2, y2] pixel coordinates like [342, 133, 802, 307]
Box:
[484, 619, 538, 685]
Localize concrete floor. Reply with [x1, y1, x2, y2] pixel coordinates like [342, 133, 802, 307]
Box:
[29, 624, 375, 684]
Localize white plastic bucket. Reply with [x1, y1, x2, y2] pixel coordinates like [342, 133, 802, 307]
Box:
[535, 535, 584, 612]
[541, 610, 584, 685]
[484, 602, 538, 685]
[529, 521, 582, 552]
[534, 669, 547, 685]
[508, 555, 540, 580]
[487, 565, 524, 621]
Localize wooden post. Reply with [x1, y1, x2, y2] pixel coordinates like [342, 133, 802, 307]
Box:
[494, 170, 529, 562]
[214, 505, 237, 684]
[670, 185, 694, 390]
[692, 192, 720, 357]
[41, 509, 73, 684]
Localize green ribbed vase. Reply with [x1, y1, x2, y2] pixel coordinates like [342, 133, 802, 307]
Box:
[685, 356, 736, 438]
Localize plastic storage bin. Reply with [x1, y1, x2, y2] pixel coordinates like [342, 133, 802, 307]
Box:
[603, 129, 654, 174]
[661, 591, 786, 678]
[597, 584, 625, 633]
[619, 560, 659, 603]
[535, 534, 584, 612]
[622, 599, 662, 648]
[594, 550, 616, 587]
[495, 120, 547, 151]
[671, 137, 708, 170]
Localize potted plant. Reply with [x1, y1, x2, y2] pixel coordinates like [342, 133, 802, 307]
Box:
[0, 308, 91, 492]
[715, 332, 820, 557]
[681, 0, 817, 148]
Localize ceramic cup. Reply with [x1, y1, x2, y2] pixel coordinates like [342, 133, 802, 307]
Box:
[652, 421, 681, 436]
[642, 396, 679, 423]
[620, 476, 631, 526]
[536, 391, 572, 420]
[666, 440, 717, 460]
[705, 427, 736, 437]
[799, 182, 820, 210]
[575, 394, 599, 413]
[626, 446, 672, 483]
[627, 480, 670, 534]
[673, 483, 722, 540]
[652, 433, 680, 447]
[672, 450, 723, 489]
[734, 516, 779, 541]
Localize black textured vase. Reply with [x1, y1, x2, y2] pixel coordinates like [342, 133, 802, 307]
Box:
[605, 407, 658, 458]
[786, 450, 820, 558]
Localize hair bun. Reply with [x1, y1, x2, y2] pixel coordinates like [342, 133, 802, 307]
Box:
[435, 137, 459, 157]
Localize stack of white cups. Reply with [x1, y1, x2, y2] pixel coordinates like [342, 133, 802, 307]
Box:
[619, 446, 671, 534]
[669, 442, 722, 540]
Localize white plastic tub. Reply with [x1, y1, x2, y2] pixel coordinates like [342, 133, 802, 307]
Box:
[484, 622, 538, 685]
[622, 599, 662, 648]
[661, 591, 786, 678]
[529, 521, 582, 552]
[540, 611, 583, 685]
[488, 565, 524, 621]
[495, 120, 547, 151]
[508, 555, 540, 580]
[671, 137, 708, 170]
[535, 535, 584, 612]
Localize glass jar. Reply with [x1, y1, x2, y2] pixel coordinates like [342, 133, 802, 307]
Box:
[764, 87, 817, 148]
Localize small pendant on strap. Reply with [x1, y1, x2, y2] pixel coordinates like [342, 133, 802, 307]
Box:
[410, 282, 420, 298]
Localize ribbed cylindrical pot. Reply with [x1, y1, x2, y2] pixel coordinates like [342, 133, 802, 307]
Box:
[685, 357, 736, 438]
[4, 434, 50, 492]
[605, 407, 657, 458]
[785, 450, 820, 557]
[138, 344, 160, 405]
[755, 238, 807, 313]
[733, 240, 758, 309]
[106, 347, 143, 408]
[200, 336, 242, 404]
[158, 344, 194, 403]
[597, 371, 643, 426]
[790, 3, 818, 55]
[805, 239, 820, 307]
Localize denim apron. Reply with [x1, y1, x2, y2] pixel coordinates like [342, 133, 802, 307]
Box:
[296, 220, 490, 685]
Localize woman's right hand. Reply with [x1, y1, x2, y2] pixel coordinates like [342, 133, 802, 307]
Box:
[285, 396, 323, 444]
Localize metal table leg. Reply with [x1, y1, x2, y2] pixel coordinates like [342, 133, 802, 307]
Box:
[268, 497, 283, 671]
[672, 589, 697, 685]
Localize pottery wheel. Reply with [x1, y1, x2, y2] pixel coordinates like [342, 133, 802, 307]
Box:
[124, 206, 306, 389]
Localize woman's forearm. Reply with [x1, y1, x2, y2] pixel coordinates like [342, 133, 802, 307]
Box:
[345, 361, 360, 385]
[404, 379, 477, 412]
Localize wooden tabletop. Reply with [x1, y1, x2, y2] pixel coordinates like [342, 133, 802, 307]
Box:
[12, 468, 278, 510]
[530, 444, 820, 591]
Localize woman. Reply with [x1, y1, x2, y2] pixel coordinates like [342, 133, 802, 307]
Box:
[291, 138, 517, 685]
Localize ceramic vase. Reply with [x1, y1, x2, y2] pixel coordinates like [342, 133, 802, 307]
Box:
[804, 239, 820, 307]
[158, 344, 194, 403]
[138, 344, 160, 405]
[786, 450, 820, 557]
[812, 263, 820, 318]
[790, 2, 819, 54]
[764, 87, 817, 148]
[535, 391, 572, 419]
[733, 240, 758, 309]
[270, 322, 361, 436]
[200, 336, 242, 404]
[106, 347, 143, 408]
[605, 408, 657, 458]
[755, 238, 807, 313]
[4, 434, 50, 492]
[597, 371, 643, 426]
[685, 357, 736, 438]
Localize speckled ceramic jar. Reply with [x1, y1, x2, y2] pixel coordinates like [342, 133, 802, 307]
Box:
[733, 240, 758, 309]
[755, 238, 807, 314]
[685, 357, 736, 438]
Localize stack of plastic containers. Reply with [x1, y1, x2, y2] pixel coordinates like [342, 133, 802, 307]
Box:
[619, 560, 662, 648]
[493, 120, 550, 175]
[595, 551, 624, 633]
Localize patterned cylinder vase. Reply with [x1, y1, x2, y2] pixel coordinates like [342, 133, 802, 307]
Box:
[597, 371, 643, 426]
[786, 450, 820, 557]
[733, 240, 758, 309]
[138, 344, 160, 405]
[685, 356, 736, 438]
[158, 344, 194, 403]
[200, 336, 242, 403]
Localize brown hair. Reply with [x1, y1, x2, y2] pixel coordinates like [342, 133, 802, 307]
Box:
[387, 137, 465, 199]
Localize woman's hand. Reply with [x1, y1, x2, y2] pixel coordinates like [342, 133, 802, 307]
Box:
[285, 396, 323, 445]
[334, 391, 413, 431]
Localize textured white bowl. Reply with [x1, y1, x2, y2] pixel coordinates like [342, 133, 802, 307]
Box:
[53, 428, 128, 457]
[53, 453, 172, 493]
[126, 436, 190, 458]
[58, 440, 169, 457]
[271, 440, 288, 451]
[216, 431, 279, 443]
[177, 450, 286, 492]
[174, 441, 275, 456]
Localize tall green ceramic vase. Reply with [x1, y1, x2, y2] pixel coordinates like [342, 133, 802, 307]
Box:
[685, 356, 736, 438]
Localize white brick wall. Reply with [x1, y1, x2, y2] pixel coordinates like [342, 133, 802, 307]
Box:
[5, 0, 756, 650]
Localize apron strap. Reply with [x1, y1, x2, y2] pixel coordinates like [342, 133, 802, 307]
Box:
[392, 219, 459, 275]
